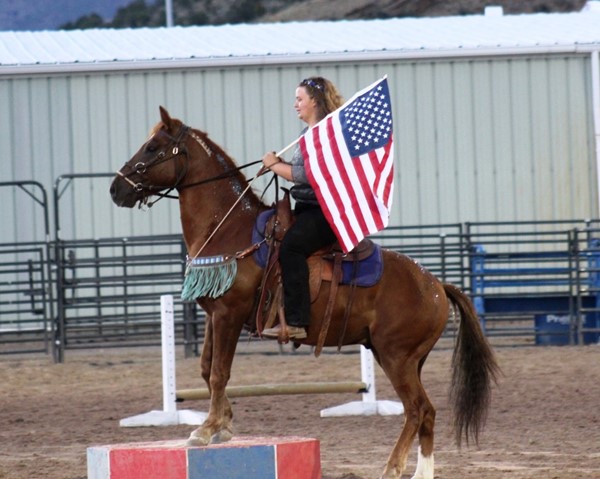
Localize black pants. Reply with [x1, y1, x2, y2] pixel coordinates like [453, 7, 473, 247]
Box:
[279, 202, 337, 327]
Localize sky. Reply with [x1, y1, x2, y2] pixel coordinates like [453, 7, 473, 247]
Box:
[0, 0, 133, 31]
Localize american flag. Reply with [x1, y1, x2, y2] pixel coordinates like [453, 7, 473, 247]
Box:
[300, 76, 394, 253]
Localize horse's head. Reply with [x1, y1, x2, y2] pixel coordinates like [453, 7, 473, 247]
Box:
[110, 106, 191, 208]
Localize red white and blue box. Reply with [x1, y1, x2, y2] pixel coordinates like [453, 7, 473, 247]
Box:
[87, 436, 321, 479]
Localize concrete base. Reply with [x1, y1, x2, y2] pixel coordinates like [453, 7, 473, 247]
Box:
[320, 399, 404, 417]
[87, 436, 321, 479]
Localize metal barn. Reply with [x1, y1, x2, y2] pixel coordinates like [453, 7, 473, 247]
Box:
[1, 7, 599, 241]
[2, 6, 600, 356]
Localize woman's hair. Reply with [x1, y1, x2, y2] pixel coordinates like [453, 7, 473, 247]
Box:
[299, 77, 344, 121]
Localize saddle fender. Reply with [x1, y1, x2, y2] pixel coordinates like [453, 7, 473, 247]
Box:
[255, 189, 379, 355]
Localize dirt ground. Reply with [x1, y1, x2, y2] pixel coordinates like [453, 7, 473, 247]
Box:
[1, 339, 599, 479]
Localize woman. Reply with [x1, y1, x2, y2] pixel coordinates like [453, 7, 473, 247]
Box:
[261, 76, 344, 340]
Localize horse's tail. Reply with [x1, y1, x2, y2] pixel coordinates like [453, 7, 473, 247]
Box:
[443, 283, 500, 447]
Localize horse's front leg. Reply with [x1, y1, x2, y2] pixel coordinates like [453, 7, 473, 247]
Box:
[187, 311, 240, 446]
[200, 314, 232, 417]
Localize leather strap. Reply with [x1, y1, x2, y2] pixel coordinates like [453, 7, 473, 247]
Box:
[256, 236, 281, 333]
[315, 253, 343, 357]
[234, 241, 263, 260]
[338, 250, 359, 351]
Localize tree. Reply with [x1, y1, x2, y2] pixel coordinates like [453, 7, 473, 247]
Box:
[111, 0, 154, 28]
[224, 0, 265, 23]
[61, 13, 106, 30]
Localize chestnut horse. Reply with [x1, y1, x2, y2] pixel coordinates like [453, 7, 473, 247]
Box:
[110, 107, 498, 479]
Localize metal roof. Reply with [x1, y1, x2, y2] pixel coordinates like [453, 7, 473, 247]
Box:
[1, 9, 600, 74]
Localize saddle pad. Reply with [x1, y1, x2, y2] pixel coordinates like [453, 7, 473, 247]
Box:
[252, 209, 276, 267]
[252, 209, 383, 287]
[340, 244, 383, 287]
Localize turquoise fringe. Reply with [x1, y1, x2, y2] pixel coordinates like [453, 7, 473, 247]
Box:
[181, 258, 238, 300]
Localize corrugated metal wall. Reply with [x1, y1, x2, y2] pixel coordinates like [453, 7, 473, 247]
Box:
[391, 55, 595, 225]
[0, 53, 596, 244]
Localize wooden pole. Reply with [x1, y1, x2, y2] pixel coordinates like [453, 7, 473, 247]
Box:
[176, 381, 367, 401]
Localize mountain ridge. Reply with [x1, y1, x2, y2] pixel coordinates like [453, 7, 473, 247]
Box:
[0, 0, 132, 31]
[0, 0, 589, 32]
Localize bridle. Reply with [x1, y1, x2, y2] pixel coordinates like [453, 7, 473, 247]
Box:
[115, 122, 275, 260]
[116, 124, 262, 208]
[116, 124, 192, 207]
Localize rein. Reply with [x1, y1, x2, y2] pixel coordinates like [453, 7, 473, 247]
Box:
[118, 123, 299, 279]
[181, 134, 298, 263]
[116, 125, 262, 207]
[186, 173, 265, 271]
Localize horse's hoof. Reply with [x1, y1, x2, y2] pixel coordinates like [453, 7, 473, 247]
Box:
[186, 437, 207, 447]
[380, 467, 401, 479]
[186, 431, 209, 447]
[210, 429, 233, 444]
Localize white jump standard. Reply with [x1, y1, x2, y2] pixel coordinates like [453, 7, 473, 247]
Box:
[120, 295, 206, 427]
[120, 295, 402, 427]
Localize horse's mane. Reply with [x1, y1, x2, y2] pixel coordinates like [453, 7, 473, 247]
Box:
[190, 127, 234, 167]
[149, 119, 235, 168]
[149, 117, 269, 209]
[187, 125, 270, 210]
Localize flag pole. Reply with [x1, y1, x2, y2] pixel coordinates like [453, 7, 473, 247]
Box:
[257, 136, 301, 176]
[276, 137, 300, 157]
[190, 136, 302, 260]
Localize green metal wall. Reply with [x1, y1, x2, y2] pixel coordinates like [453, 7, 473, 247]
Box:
[0, 54, 596, 243]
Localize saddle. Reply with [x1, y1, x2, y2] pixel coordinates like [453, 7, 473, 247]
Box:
[254, 190, 378, 356]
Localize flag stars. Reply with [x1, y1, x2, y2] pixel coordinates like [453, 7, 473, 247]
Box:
[340, 80, 392, 156]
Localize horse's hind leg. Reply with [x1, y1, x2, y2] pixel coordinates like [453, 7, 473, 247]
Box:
[411, 358, 435, 479]
[378, 356, 436, 479]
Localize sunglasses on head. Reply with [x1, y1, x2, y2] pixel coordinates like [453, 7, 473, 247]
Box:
[301, 78, 324, 91]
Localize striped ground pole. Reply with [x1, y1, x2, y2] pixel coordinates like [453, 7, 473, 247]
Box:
[87, 436, 321, 479]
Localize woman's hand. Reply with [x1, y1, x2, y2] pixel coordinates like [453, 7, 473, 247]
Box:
[262, 152, 280, 169]
[261, 151, 293, 181]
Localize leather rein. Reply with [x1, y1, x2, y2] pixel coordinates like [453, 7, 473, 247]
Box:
[116, 124, 261, 208]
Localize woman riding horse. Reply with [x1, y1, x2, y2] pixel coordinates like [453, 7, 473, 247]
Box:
[110, 105, 498, 479]
[261, 76, 344, 341]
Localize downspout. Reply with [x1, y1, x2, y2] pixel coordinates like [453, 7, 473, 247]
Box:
[592, 50, 600, 216]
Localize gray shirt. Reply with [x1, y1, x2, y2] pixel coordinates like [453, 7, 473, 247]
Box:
[289, 130, 319, 205]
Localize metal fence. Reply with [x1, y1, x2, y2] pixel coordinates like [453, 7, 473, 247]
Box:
[0, 181, 54, 356]
[2, 179, 600, 362]
[464, 220, 600, 345]
[52, 235, 202, 362]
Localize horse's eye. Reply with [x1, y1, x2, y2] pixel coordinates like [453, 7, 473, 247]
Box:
[146, 141, 158, 153]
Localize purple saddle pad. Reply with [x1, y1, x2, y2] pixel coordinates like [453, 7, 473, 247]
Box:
[252, 209, 276, 268]
[252, 209, 383, 287]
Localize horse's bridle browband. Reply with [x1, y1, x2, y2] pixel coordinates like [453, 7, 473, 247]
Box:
[116, 124, 192, 205]
[116, 124, 261, 207]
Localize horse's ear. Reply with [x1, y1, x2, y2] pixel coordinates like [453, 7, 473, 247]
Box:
[159, 106, 172, 128]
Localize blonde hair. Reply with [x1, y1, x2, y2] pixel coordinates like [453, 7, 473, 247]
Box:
[299, 77, 344, 121]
